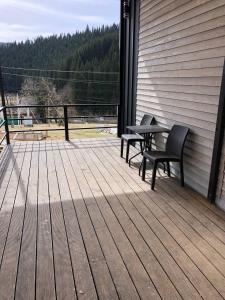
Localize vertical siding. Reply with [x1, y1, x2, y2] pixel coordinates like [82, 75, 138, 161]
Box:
[136, 0, 225, 196]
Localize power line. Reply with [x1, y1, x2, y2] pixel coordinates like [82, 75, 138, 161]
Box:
[1, 66, 119, 75]
[4, 93, 118, 104]
[5, 91, 119, 102]
[81, 96, 119, 101]
[4, 87, 118, 93]
[2, 72, 120, 85]
[27, 98, 117, 104]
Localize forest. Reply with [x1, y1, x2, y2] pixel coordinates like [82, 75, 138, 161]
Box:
[0, 24, 120, 115]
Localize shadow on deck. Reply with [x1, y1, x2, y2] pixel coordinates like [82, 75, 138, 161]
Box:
[0, 138, 225, 300]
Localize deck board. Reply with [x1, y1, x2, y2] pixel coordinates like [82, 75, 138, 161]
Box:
[0, 138, 225, 299]
[15, 143, 38, 300]
[47, 146, 77, 300]
[0, 144, 31, 300]
[93, 146, 214, 300]
[100, 147, 224, 299]
[58, 149, 98, 300]
[75, 149, 160, 300]
[63, 143, 119, 300]
[36, 143, 56, 300]
[0, 144, 26, 275]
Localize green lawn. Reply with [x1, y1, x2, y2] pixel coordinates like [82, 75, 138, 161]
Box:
[8, 122, 117, 141]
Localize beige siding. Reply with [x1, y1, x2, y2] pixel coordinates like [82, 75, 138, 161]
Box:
[137, 0, 225, 196]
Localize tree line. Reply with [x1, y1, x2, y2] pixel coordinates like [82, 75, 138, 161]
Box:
[0, 24, 120, 116]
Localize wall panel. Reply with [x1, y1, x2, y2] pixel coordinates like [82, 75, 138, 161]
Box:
[137, 0, 225, 196]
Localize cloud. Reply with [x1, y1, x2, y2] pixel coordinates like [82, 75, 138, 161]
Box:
[65, 0, 119, 5]
[0, 0, 119, 42]
[0, 22, 51, 42]
[0, 0, 108, 23]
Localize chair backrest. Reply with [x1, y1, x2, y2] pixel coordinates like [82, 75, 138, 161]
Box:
[166, 125, 189, 158]
[140, 114, 155, 125]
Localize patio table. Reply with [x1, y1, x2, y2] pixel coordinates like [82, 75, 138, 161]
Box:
[126, 124, 170, 135]
[126, 124, 170, 166]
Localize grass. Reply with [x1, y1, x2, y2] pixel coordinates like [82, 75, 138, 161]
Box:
[6, 122, 117, 141]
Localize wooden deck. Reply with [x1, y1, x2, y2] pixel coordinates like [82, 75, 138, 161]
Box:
[1, 138, 225, 300]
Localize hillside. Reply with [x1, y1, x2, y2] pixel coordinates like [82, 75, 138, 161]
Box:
[0, 24, 119, 112]
[0, 25, 119, 70]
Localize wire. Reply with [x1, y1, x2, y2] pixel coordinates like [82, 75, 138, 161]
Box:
[5, 91, 119, 102]
[1, 66, 119, 75]
[4, 93, 118, 104]
[4, 87, 118, 93]
[2, 72, 120, 85]
[81, 96, 119, 101]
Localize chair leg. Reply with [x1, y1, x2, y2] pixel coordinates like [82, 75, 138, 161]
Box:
[142, 157, 146, 181]
[140, 141, 143, 154]
[180, 160, 184, 187]
[126, 141, 130, 163]
[151, 161, 157, 190]
[139, 158, 143, 176]
[129, 150, 142, 167]
[167, 162, 171, 177]
[120, 139, 124, 158]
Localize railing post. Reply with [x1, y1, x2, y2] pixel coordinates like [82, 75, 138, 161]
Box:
[64, 105, 69, 141]
[0, 66, 10, 145]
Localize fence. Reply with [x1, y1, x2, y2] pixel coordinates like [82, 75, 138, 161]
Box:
[0, 65, 120, 146]
[0, 106, 10, 146]
[0, 103, 120, 145]
[0, 67, 10, 146]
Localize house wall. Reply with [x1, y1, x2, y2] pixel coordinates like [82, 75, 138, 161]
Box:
[136, 0, 225, 197]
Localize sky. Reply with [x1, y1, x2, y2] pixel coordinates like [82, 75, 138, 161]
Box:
[0, 0, 119, 43]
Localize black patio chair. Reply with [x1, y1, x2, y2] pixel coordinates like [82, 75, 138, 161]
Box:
[142, 125, 189, 190]
[120, 114, 155, 163]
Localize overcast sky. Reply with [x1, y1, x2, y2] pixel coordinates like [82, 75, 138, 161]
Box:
[0, 0, 119, 43]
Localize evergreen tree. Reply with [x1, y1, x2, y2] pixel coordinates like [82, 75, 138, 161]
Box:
[0, 24, 120, 115]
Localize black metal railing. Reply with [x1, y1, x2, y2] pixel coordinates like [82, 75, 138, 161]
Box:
[0, 66, 10, 146]
[0, 105, 10, 146]
[1, 103, 119, 144]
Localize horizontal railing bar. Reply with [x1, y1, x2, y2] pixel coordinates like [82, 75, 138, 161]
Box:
[6, 104, 119, 109]
[7, 115, 118, 122]
[70, 115, 118, 119]
[7, 117, 63, 121]
[3, 102, 120, 140]
[69, 126, 117, 131]
[0, 120, 6, 128]
[0, 133, 7, 145]
[9, 126, 117, 134]
[9, 128, 65, 133]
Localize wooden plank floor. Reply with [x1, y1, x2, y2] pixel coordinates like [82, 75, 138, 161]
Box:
[1, 138, 225, 300]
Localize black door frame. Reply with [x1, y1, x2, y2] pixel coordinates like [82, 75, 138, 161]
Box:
[208, 59, 225, 202]
[118, 0, 140, 136]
